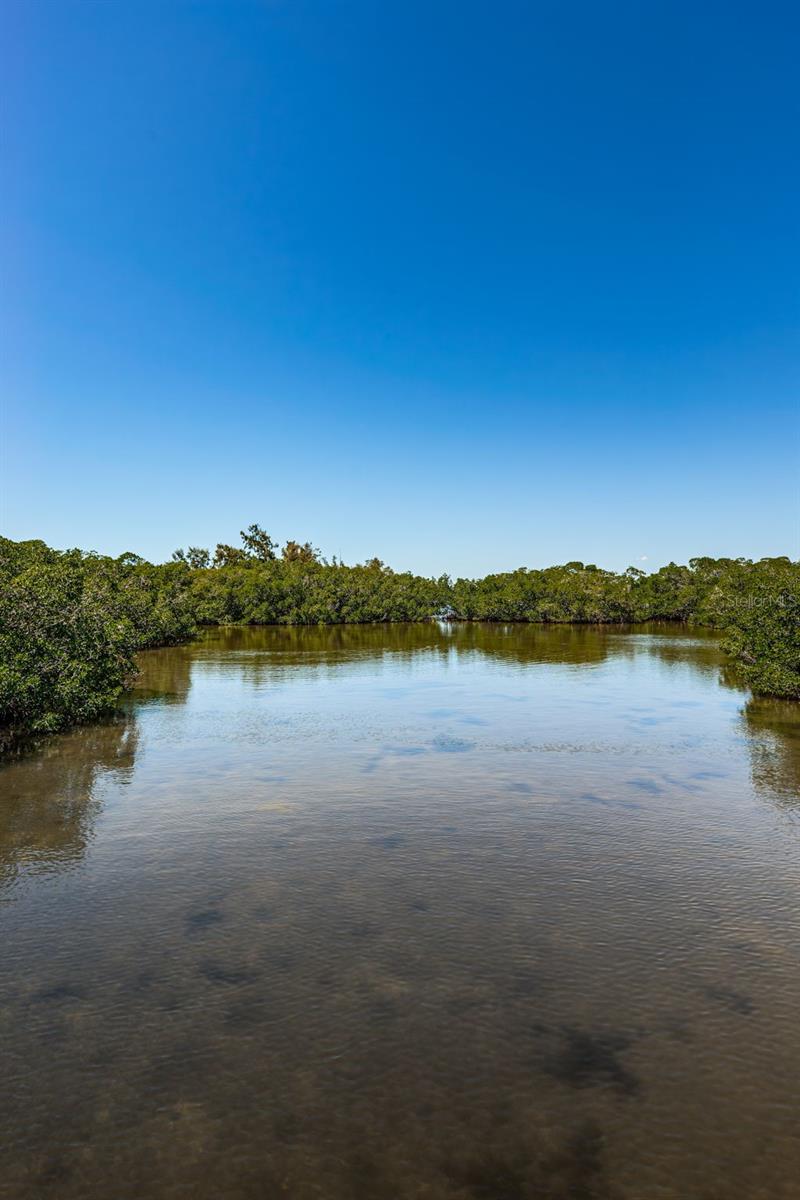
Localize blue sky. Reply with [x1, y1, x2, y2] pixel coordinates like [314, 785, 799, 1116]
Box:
[2, 0, 798, 576]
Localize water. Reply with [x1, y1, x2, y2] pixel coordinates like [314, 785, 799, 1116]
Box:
[1, 623, 799, 1200]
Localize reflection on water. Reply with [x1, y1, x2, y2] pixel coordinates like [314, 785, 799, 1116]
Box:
[1, 623, 798, 1200]
[180, 617, 725, 669]
[741, 698, 800, 809]
[129, 642, 194, 706]
[0, 718, 137, 891]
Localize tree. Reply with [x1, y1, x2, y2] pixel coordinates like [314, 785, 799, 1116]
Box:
[720, 565, 800, 699]
[282, 540, 319, 564]
[0, 557, 138, 734]
[213, 543, 249, 568]
[186, 547, 210, 569]
[240, 524, 277, 561]
[173, 547, 211, 569]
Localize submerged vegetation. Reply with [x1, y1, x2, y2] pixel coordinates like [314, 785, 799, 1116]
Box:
[1, 528, 798, 740]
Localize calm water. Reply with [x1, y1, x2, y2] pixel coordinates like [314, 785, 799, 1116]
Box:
[2, 623, 799, 1200]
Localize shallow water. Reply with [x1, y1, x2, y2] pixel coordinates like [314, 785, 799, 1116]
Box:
[1, 622, 799, 1200]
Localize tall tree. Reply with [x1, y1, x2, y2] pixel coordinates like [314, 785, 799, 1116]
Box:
[240, 524, 277, 561]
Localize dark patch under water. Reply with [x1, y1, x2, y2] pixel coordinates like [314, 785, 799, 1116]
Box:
[1, 622, 799, 1200]
[704, 984, 756, 1016]
[543, 1027, 641, 1096]
[444, 1118, 610, 1200]
[185, 908, 225, 935]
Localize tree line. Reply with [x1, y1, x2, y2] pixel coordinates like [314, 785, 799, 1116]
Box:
[1, 527, 798, 741]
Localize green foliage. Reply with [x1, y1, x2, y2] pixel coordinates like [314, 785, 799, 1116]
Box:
[212, 542, 250, 568]
[0, 553, 134, 733]
[281, 540, 320, 564]
[716, 559, 800, 699]
[172, 546, 211, 569]
[451, 563, 640, 623]
[185, 558, 449, 626]
[0, 538, 196, 737]
[240, 523, 277, 561]
[1, 527, 798, 744]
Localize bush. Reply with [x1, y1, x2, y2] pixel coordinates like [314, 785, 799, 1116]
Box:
[0, 539, 196, 736]
[718, 563, 800, 699]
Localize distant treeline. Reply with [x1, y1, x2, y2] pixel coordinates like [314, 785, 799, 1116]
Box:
[1, 527, 798, 740]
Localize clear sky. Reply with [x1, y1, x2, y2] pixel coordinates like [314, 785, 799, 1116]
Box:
[2, 0, 798, 577]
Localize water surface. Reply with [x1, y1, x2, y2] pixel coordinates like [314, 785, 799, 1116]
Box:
[2, 623, 799, 1199]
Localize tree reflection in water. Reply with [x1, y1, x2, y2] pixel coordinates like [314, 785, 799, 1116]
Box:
[0, 717, 138, 890]
[740, 698, 800, 808]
